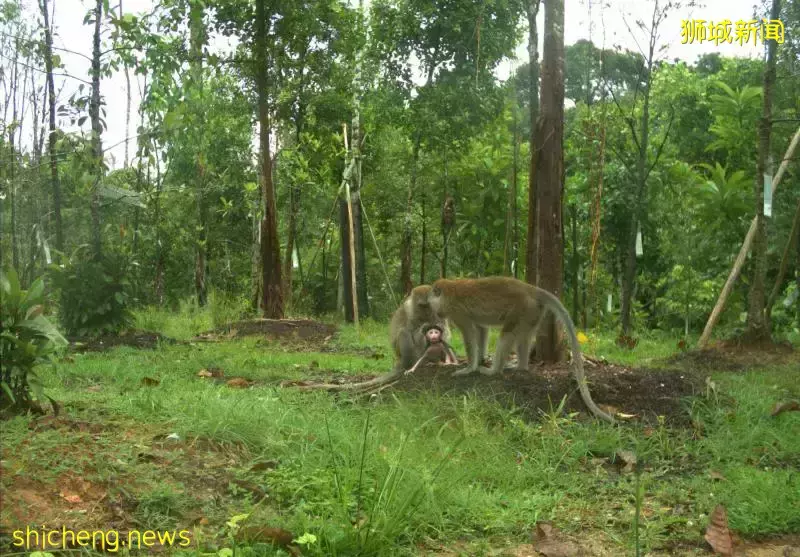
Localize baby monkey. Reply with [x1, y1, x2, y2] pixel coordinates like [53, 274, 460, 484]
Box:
[404, 324, 458, 375]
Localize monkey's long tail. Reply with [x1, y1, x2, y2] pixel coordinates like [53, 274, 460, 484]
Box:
[537, 289, 615, 424]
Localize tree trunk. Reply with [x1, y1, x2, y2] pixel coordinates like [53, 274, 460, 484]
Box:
[420, 189, 427, 284]
[400, 132, 421, 296]
[746, 0, 781, 340]
[400, 62, 436, 295]
[620, 6, 658, 337]
[89, 0, 103, 261]
[9, 42, 20, 270]
[351, 110, 368, 317]
[766, 198, 800, 319]
[251, 212, 262, 311]
[255, 0, 284, 318]
[525, 0, 541, 285]
[571, 203, 579, 324]
[188, 1, 208, 306]
[40, 0, 62, 252]
[121, 0, 131, 168]
[30, 71, 41, 164]
[504, 101, 519, 276]
[534, 0, 564, 363]
[283, 47, 307, 300]
[339, 197, 355, 321]
[441, 146, 453, 279]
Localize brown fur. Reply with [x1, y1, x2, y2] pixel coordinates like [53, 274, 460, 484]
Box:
[389, 285, 451, 372]
[429, 277, 613, 423]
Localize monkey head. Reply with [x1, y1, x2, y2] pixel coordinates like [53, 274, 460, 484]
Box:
[423, 324, 444, 344]
[407, 285, 438, 326]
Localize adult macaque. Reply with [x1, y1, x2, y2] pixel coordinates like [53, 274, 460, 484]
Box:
[427, 277, 614, 423]
[389, 285, 451, 372]
[404, 324, 458, 375]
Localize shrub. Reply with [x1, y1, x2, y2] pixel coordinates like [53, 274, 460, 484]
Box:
[50, 249, 133, 336]
[0, 266, 67, 416]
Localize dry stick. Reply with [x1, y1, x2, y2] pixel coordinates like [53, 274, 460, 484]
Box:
[766, 196, 800, 319]
[343, 123, 359, 330]
[359, 198, 399, 307]
[698, 124, 800, 347]
[292, 369, 404, 393]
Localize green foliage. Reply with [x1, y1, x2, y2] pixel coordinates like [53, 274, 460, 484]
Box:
[0, 266, 67, 416]
[49, 250, 133, 337]
[655, 264, 721, 334]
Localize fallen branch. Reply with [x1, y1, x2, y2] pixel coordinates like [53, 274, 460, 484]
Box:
[289, 369, 405, 394]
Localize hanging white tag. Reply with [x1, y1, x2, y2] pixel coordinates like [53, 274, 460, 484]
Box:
[764, 174, 773, 217]
[606, 293, 612, 312]
[635, 226, 643, 257]
[292, 246, 299, 269]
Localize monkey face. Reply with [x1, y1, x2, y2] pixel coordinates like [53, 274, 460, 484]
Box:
[425, 327, 442, 344]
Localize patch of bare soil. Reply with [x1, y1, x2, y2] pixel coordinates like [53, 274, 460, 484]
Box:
[68, 330, 175, 352]
[667, 340, 798, 372]
[287, 359, 704, 424]
[195, 318, 337, 345]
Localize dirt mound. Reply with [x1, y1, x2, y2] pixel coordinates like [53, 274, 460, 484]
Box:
[69, 331, 174, 352]
[290, 360, 703, 424]
[197, 319, 336, 343]
[667, 341, 797, 371]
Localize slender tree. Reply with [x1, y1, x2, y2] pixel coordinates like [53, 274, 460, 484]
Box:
[255, 0, 284, 318]
[188, 0, 208, 305]
[39, 0, 62, 252]
[89, 0, 104, 260]
[524, 0, 540, 284]
[533, 0, 565, 362]
[746, 0, 782, 340]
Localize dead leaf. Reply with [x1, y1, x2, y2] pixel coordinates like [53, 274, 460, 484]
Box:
[140, 377, 160, 387]
[198, 367, 224, 378]
[770, 400, 800, 417]
[309, 360, 320, 370]
[614, 450, 637, 473]
[86, 385, 102, 393]
[710, 470, 726, 481]
[704, 504, 734, 556]
[599, 404, 620, 416]
[61, 492, 83, 504]
[616, 412, 638, 420]
[226, 378, 251, 388]
[370, 352, 386, 360]
[531, 521, 585, 557]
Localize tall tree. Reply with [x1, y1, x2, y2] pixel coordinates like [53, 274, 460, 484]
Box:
[746, 0, 782, 339]
[89, 0, 104, 260]
[255, 0, 284, 318]
[616, 0, 674, 337]
[524, 0, 540, 284]
[188, 0, 208, 305]
[533, 0, 565, 362]
[41, 0, 63, 252]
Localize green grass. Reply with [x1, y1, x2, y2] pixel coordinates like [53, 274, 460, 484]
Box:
[2, 319, 798, 556]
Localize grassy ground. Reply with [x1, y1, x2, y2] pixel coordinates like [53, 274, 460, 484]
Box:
[1, 309, 798, 556]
